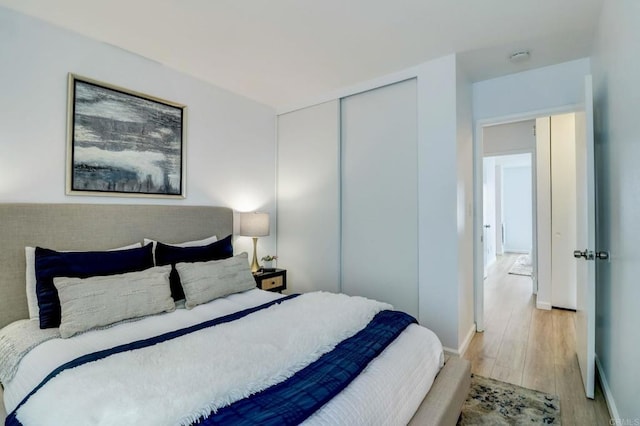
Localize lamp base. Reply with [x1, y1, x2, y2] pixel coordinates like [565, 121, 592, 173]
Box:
[250, 237, 260, 273]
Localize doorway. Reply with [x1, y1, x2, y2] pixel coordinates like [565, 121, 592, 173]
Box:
[474, 108, 581, 332]
[483, 153, 534, 281]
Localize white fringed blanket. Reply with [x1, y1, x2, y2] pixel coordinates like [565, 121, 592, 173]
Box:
[0, 320, 60, 384]
[14, 292, 391, 426]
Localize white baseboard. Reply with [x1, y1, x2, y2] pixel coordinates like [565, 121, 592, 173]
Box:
[536, 300, 552, 310]
[443, 346, 459, 356]
[443, 323, 477, 357]
[596, 355, 620, 421]
[459, 323, 476, 357]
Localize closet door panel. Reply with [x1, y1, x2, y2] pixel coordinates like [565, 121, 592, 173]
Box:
[550, 113, 577, 309]
[341, 79, 418, 317]
[277, 101, 340, 293]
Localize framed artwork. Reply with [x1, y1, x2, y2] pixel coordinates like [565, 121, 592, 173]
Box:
[66, 74, 187, 198]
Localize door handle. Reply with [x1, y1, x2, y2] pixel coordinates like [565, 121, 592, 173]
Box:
[596, 251, 610, 260]
[573, 249, 594, 260]
[484, 224, 491, 229]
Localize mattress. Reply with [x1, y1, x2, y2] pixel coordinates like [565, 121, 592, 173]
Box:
[3, 289, 443, 424]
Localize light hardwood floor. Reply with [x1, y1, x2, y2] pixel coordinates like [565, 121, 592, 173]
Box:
[463, 254, 611, 425]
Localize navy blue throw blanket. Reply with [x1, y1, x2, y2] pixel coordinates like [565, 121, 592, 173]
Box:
[194, 310, 417, 425]
[7, 297, 416, 426]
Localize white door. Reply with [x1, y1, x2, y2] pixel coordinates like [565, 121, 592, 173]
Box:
[341, 79, 419, 318]
[482, 157, 496, 277]
[574, 75, 597, 399]
[551, 114, 578, 310]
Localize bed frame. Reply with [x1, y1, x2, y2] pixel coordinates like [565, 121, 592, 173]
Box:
[0, 203, 470, 425]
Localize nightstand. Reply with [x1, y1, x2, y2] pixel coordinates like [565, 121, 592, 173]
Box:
[253, 268, 287, 292]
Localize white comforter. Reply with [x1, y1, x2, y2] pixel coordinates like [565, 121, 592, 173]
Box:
[3, 289, 444, 425]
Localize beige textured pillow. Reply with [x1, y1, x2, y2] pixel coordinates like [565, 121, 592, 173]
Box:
[54, 265, 175, 338]
[25, 242, 142, 320]
[175, 252, 256, 309]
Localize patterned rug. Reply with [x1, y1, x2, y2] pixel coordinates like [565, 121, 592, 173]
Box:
[458, 375, 561, 425]
[508, 254, 532, 277]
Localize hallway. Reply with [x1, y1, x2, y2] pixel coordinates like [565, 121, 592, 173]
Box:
[463, 254, 611, 425]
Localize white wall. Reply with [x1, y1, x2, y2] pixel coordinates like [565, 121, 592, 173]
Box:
[483, 120, 536, 156]
[473, 58, 591, 121]
[0, 7, 277, 258]
[501, 162, 532, 253]
[592, 0, 640, 419]
[416, 54, 462, 351]
[455, 63, 475, 353]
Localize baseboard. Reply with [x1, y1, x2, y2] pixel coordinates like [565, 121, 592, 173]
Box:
[596, 355, 620, 421]
[536, 300, 552, 310]
[443, 346, 459, 356]
[443, 323, 477, 357]
[458, 323, 476, 357]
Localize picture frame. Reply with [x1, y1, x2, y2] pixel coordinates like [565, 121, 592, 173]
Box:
[66, 74, 187, 198]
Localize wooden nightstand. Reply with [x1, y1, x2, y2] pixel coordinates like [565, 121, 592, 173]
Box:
[253, 268, 287, 293]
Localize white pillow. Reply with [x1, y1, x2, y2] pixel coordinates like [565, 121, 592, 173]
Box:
[175, 252, 256, 309]
[25, 242, 142, 320]
[54, 265, 175, 338]
[143, 235, 218, 264]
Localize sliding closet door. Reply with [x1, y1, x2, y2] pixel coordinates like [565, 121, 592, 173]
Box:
[341, 79, 418, 317]
[277, 101, 340, 293]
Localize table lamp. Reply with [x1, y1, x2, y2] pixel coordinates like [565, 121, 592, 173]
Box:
[239, 212, 270, 273]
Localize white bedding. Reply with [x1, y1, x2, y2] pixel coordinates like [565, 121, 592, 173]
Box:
[3, 289, 444, 425]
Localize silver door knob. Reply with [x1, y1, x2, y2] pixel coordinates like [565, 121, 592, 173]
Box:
[573, 249, 594, 260]
[596, 251, 610, 260]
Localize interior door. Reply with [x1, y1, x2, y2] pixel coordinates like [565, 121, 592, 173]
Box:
[574, 75, 596, 399]
[482, 157, 496, 277]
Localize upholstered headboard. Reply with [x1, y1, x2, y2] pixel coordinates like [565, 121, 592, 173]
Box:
[0, 203, 233, 328]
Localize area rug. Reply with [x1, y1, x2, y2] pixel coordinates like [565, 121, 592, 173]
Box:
[457, 375, 560, 425]
[508, 254, 532, 277]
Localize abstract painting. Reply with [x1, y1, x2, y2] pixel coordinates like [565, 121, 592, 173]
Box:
[66, 74, 186, 198]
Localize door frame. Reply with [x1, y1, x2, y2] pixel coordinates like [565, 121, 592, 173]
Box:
[482, 156, 497, 278]
[473, 104, 582, 331]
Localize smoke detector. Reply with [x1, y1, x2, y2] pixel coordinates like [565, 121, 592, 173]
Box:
[509, 50, 531, 63]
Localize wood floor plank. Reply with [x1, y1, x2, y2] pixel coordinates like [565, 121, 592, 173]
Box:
[593, 380, 613, 425]
[561, 396, 597, 426]
[463, 331, 498, 377]
[522, 350, 556, 394]
[464, 254, 611, 424]
[552, 309, 576, 364]
[490, 363, 523, 387]
[555, 355, 589, 400]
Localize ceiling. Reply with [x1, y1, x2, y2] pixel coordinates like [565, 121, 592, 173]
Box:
[0, 0, 604, 109]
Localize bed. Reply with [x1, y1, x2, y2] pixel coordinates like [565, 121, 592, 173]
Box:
[0, 203, 470, 425]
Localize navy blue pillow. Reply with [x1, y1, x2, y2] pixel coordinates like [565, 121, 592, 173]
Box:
[155, 234, 233, 301]
[35, 244, 154, 329]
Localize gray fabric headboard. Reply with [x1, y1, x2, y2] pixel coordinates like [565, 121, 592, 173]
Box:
[0, 203, 233, 329]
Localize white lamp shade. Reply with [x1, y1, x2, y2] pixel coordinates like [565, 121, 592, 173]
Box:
[239, 212, 270, 237]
